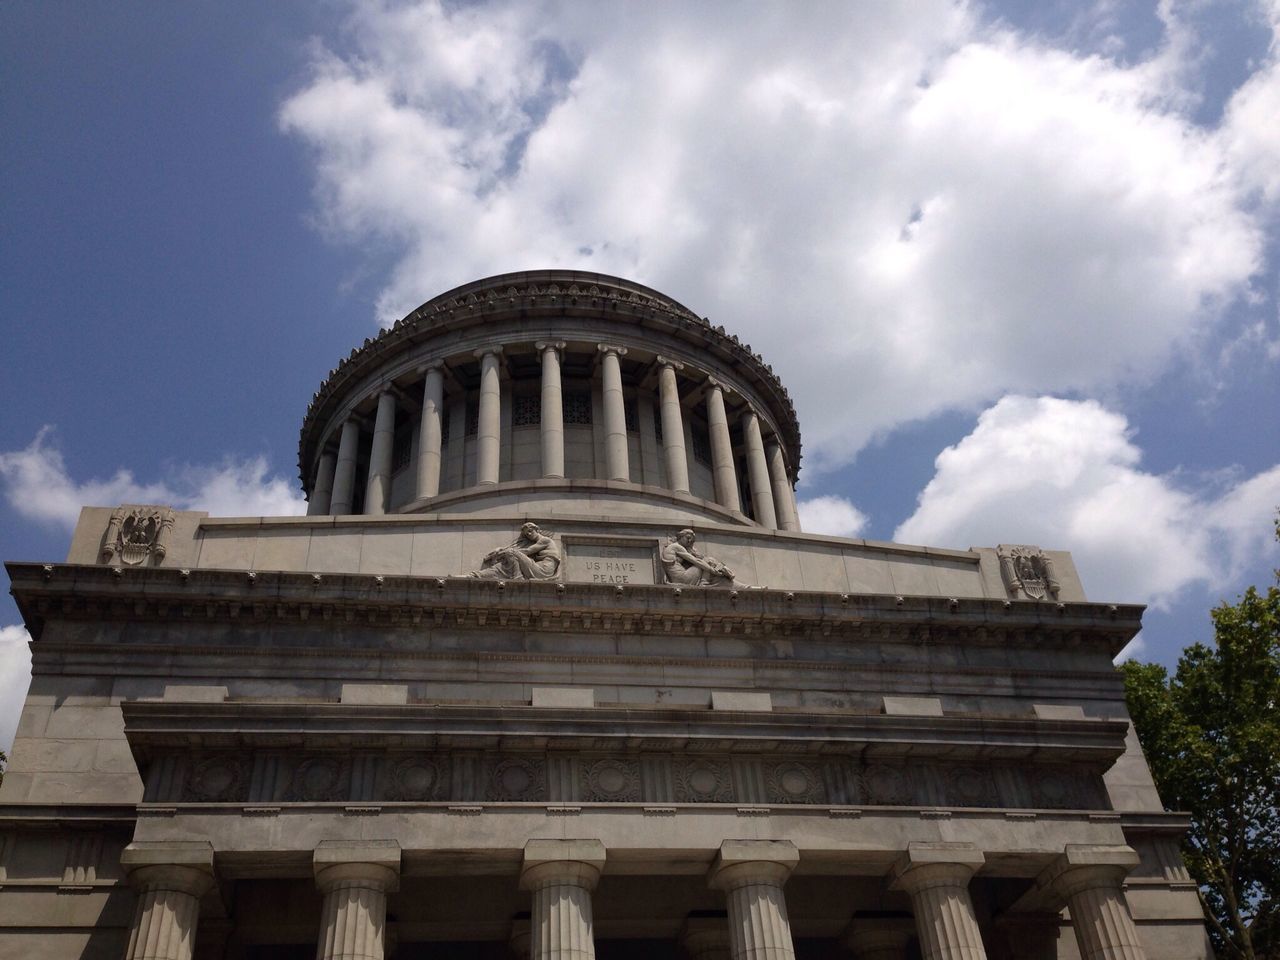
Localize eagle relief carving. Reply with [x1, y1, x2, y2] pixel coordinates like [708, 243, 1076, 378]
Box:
[100, 505, 176, 567]
[997, 544, 1060, 601]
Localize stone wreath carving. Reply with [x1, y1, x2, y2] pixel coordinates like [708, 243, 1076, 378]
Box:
[997, 544, 1060, 600]
[471, 522, 562, 581]
[659, 529, 736, 587]
[101, 505, 175, 567]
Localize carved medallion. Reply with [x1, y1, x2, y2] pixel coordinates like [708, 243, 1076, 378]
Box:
[766, 762, 824, 804]
[946, 766, 997, 807]
[488, 758, 545, 801]
[863, 764, 912, 805]
[184, 756, 244, 802]
[674, 759, 733, 803]
[582, 759, 640, 802]
[391, 757, 444, 801]
[1030, 767, 1077, 809]
[290, 758, 348, 802]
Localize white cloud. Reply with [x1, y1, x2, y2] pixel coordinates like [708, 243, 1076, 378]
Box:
[0, 625, 32, 753]
[894, 395, 1280, 610]
[280, 0, 1269, 472]
[0, 427, 305, 530]
[797, 495, 869, 539]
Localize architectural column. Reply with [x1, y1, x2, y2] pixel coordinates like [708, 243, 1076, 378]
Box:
[120, 841, 215, 960]
[313, 840, 401, 960]
[475, 347, 503, 485]
[891, 842, 989, 960]
[598, 344, 630, 481]
[538, 341, 567, 479]
[741, 409, 777, 528]
[520, 839, 606, 960]
[656, 356, 690, 494]
[416, 363, 445, 499]
[708, 840, 800, 960]
[705, 378, 741, 513]
[682, 915, 732, 960]
[765, 440, 800, 531]
[364, 389, 397, 515]
[1037, 845, 1147, 960]
[845, 918, 915, 960]
[308, 450, 337, 516]
[330, 418, 361, 515]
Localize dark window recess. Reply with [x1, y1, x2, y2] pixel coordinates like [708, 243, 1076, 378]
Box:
[691, 425, 712, 465]
[653, 407, 664, 444]
[513, 394, 541, 427]
[391, 423, 413, 471]
[440, 407, 450, 444]
[563, 391, 592, 425]
[624, 398, 639, 433]
[465, 403, 479, 437]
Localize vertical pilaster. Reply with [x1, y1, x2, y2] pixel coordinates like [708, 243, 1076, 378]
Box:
[330, 418, 361, 515]
[120, 841, 216, 960]
[364, 389, 397, 515]
[708, 840, 800, 960]
[705, 378, 741, 513]
[416, 363, 445, 499]
[845, 918, 915, 960]
[598, 344, 629, 482]
[538, 341, 567, 479]
[476, 347, 503, 485]
[656, 356, 690, 494]
[520, 839, 606, 960]
[308, 450, 337, 516]
[741, 409, 777, 528]
[891, 842, 988, 960]
[765, 440, 799, 531]
[313, 841, 401, 960]
[1037, 845, 1147, 960]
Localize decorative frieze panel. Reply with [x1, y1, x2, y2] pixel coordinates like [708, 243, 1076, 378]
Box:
[143, 749, 1110, 812]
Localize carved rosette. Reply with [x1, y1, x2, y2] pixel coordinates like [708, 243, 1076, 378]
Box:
[946, 766, 998, 807]
[183, 756, 246, 802]
[674, 759, 733, 802]
[101, 504, 176, 567]
[290, 758, 350, 802]
[390, 757, 445, 801]
[765, 762, 824, 804]
[581, 759, 640, 802]
[488, 758, 545, 801]
[997, 544, 1061, 601]
[864, 764, 912, 805]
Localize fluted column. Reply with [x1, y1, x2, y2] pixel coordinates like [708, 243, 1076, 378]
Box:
[891, 843, 988, 960]
[308, 450, 337, 516]
[313, 841, 401, 960]
[656, 356, 690, 494]
[845, 918, 915, 960]
[741, 409, 777, 528]
[330, 418, 361, 515]
[708, 840, 799, 960]
[1037, 845, 1146, 960]
[598, 344, 629, 482]
[520, 839, 606, 960]
[705, 378, 741, 513]
[364, 390, 397, 515]
[682, 915, 732, 960]
[120, 841, 215, 960]
[764, 440, 799, 531]
[538, 341, 567, 479]
[476, 347, 503, 485]
[416, 363, 445, 499]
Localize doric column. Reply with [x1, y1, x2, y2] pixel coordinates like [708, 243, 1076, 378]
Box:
[330, 418, 361, 515]
[598, 344, 630, 482]
[705, 378, 741, 513]
[891, 842, 988, 960]
[656, 356, 690, 493]
[538, 341, 567, 479]
[313, 840, 401, 960]
[520, 839, 605, 960]
[364, 389, 397, 515]
[416, 363, 445, 499]
[682, 915, 732, 960]
[845, 918, 915, 960]
[308, 450, 337, 516]
[1037, 845, 1146, 960]
[764, 440, 800, 531]
[708, 839, 799, 960]
[475, 347, 503, 485]
[120, 840, 216, 960]
[741, 409, 777, 528]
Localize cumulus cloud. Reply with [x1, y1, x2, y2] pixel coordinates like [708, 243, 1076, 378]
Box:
[894, 395, 1280, 610]
[797, 495, 869, 539]
[0, 625, 31, 752]
[281, 0, 1269, 471]
[0, 428, 305, 530]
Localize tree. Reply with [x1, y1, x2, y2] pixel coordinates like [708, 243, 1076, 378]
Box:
[1123, 552, 1280, 959]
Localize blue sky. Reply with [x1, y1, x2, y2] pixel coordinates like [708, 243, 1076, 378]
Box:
[2, 1, 1279, 748]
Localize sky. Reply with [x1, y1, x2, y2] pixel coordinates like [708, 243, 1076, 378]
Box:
[2, 0, 1279, 750]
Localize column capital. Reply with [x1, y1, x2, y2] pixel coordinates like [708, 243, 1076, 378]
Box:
[655, 354, 685, 371]
[706, 374, 723, 390]
[474, 345, 505, 359]
[313, 839, 401, 894]
[416, 360, 446, 375]
[890, 841, 984, 895]
[708, 839, 799, 890]
[536, 340, 567, 353]
[844, 917, 915, 958]
[596, 343, 628, 357]
[519, 838, 606, 891]
[121, 840, 215, 898]
[1036, 844, 1139, 904]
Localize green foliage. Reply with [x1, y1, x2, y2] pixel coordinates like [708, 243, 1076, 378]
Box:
[1122, 579, 1280, 960]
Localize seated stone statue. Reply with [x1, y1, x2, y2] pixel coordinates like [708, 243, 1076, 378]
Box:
[660, 529, 735, 587]
[471, 522, 562, 581]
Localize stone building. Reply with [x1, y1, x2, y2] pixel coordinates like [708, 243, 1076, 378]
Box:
[0, 270, 1209, 960]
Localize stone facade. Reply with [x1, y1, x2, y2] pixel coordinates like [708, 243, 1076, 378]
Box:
[0, 271, 1210, 960]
